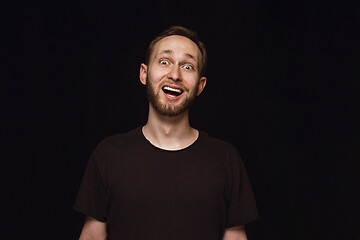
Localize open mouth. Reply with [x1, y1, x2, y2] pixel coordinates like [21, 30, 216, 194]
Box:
[162, 86, 184, 97]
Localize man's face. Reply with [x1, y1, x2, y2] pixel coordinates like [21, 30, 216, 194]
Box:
[140, 35, 207, 117]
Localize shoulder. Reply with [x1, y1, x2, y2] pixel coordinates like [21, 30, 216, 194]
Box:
[199, 131, 239, 156]
[197, 130, 245, 176]
[92, 127, 142, 158]
[198, 130, 243, 169]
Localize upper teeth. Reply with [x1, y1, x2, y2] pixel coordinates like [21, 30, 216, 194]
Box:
[163, 86, 181, 93]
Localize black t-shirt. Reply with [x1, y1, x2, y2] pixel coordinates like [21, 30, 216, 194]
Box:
[74, 127, 258, 240]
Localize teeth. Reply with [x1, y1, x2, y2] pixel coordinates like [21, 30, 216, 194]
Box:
[163, 86, 181, 93]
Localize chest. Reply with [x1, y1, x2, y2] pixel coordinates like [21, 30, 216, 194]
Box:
[105, 152, 228, 210]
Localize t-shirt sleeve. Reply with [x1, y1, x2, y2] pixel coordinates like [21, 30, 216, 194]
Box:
[226, 148, 259, 227]
[73, 147, 108, 222]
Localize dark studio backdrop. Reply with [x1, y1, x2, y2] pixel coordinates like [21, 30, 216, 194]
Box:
[4, 0, 360, 239]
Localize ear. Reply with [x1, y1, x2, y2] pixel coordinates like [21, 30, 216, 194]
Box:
[139, 63, 148, 85]
[196, 76, 207, 96]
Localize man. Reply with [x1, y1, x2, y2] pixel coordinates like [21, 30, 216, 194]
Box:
[74, 26, 258, 240]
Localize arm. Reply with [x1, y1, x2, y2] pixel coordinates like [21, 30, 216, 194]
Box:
[79, 216, 107, 240]
[222, 225, 247, 240]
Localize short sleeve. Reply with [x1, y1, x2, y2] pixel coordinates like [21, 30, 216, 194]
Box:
[73, 149, 108, 222]
[226, 149, 258, 227]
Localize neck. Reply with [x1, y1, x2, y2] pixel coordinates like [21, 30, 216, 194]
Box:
[142, 104, 198, 150]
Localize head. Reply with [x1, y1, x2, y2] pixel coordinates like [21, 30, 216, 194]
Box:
[145, 26, 207, 78]
[140, 26, 207, 117]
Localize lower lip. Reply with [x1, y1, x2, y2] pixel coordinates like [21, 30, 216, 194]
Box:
[163, 91, 183, 100]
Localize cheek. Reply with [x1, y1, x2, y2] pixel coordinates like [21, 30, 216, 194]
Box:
[147, 74, 164, 94]
[186, 75, 200, 88]
[148, 68, 166, 82]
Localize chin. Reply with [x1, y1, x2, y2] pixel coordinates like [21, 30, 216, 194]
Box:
[152, 103, 188, 117]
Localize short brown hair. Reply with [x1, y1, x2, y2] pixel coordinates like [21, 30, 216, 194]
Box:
[145, 26, 207, 77]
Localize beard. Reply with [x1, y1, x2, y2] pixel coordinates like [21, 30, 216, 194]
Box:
[146, 75, 198, 117]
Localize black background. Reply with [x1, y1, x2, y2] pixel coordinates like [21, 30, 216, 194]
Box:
[4, 0, 360, 239]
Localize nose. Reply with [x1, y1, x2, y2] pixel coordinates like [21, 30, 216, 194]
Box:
[167, 66, 182, 82]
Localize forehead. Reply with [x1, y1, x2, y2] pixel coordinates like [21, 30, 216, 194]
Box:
[151, 35, 201, 61]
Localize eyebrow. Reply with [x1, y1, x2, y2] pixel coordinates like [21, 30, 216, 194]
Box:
[155, 50, 197, 62]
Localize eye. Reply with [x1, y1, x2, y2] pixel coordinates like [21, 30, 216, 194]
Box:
[183, 65, 193, 70]
[159, 60, 169, 65]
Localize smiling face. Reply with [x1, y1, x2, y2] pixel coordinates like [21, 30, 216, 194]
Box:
[140, 35, 207, 117]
